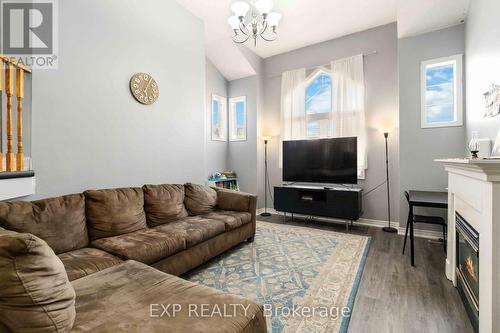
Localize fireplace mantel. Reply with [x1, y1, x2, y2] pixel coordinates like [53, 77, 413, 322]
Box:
[436, 158, 500, 333]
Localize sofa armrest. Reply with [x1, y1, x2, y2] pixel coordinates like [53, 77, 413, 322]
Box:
[213, 188, 257, 213]
[213, 188, 258, 237]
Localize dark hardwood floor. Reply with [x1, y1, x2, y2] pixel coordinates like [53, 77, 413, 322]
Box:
[258, 214, 474, 333]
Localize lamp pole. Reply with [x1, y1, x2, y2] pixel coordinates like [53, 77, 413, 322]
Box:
[382, 132, 397, 233]
[260, 138, 271, 217]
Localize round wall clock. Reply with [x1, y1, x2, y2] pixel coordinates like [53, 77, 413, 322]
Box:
[130, 73, 159, 105]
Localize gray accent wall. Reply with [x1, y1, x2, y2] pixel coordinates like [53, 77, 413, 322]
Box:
[398, 24, 466, 230]
[465, 0, 500, 143]
[227, 76, 258, 195]
[227, 46, 265, 206]
[29, 0, 206, 199]
[262, 23, 400, 222]
[205, 58, 228, 178]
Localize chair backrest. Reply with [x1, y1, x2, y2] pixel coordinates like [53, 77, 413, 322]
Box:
[405, 191, 410, 204]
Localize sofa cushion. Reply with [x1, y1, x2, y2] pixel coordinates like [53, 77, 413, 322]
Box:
[154, 216, 226, 247]
[84, 187, 147, 240]
[203, 210, 252, 231]
[0, 194, 88, 254]
[184, 183, 217, 215]
[90, 229, 185, 264]
[0, 230, 76, 333]
[143, 184, 188, 226]
[57, 248, 123, 281]
[71, 261, 266, 333]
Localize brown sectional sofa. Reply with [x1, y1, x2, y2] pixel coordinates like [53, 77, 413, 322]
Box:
[0, 183, 265, 333]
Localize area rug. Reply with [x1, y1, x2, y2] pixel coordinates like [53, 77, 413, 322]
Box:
[184, 221, 370, 333]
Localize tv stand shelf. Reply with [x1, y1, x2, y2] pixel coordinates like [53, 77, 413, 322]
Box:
[273, 185, 363, 229]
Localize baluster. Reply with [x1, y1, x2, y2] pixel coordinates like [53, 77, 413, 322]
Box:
[5, 63, 14, 172]
[0, 60, 3, 172]
[16, 68, 24, 171]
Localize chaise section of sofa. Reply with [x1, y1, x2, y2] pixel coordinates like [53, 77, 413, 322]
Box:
[71, 260, 267, 333]
[0, 228, 266, 333]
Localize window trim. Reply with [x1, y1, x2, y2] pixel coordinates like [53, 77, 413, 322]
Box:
[211, 94, 227, 142]
[229, 96, 247, 142]
[420, 54, 463, 129]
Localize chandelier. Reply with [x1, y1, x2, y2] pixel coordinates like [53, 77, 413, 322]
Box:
[227, 0, 282, 46]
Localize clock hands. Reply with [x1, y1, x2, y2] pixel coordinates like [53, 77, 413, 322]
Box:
[143, 77, 152, 96]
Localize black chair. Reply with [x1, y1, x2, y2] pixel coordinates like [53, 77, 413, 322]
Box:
[402, 191, 447, 255]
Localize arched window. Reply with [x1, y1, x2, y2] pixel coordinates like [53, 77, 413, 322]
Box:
[305, 68, 332, 137]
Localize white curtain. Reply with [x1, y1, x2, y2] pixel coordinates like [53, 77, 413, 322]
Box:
[280, 68, 306, 167]
[331, 54, 367, 177]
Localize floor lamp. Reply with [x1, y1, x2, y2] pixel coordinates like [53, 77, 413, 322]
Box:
[260, 136, 272, 217]
[382, 131, 397, 233]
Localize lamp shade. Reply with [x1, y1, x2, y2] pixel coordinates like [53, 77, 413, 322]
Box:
[227, 16, 240, 30]
[255, 0, 273, 15]
[266, 12, 281, 27]
[262, 135, 272, 141]
[231, 1, 250, 18]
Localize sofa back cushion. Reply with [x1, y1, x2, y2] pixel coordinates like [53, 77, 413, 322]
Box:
[143, 184, 188, 226]
[0, 194, 88, 254]
[84, 187, 147, 240]
[0, 230, 76, 333]
[184, 183, 217, 215]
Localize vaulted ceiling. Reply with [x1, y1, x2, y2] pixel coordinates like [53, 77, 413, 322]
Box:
[176, 0, 470, 80]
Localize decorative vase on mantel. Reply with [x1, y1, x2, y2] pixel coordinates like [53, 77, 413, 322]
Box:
[468, 131, 480, 159]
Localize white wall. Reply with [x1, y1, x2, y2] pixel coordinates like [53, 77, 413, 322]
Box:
[30, 0, 206, 199]
[205, 58, 228, 177]
[465, 0, 500, 143]
[262, 23, 400, 222]
[398, 24, 466, 230]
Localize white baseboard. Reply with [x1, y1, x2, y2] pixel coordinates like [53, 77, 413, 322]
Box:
[256, 208, 442, 240]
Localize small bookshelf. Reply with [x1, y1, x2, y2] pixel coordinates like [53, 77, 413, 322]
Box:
[206, 177, 240, 191]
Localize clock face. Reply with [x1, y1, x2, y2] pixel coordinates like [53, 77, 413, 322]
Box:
[130, 73, 159, 105]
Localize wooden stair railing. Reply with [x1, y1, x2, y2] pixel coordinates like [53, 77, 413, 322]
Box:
[0, 56, 31, 173]
[16, 68, 24, 171]
[5, 62, 14, 172]
[0, 61, 2, 172]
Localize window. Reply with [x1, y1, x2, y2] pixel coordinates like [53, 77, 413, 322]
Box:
[305, 69, 332, 137]
[229, 96, 247, 141]
[421, 54, 463, 128]
[211, 94, 227, 141]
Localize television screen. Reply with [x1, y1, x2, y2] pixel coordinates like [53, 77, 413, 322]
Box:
[283, 137, 357, 184]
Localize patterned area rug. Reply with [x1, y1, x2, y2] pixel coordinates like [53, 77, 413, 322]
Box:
[184, 221, 370, 333]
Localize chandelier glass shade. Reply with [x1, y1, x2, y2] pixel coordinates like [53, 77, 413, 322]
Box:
[227, 0, 282, 46]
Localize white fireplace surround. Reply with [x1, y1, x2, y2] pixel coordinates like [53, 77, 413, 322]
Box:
[437, 159, 500, 333]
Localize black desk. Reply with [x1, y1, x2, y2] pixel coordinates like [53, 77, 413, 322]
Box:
[407, 190, 448, 266]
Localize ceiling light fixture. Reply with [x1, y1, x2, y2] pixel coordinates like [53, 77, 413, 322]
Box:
[227, 0, 282, 46]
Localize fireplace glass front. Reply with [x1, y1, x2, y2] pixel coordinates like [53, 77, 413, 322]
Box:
[456, 213, 479, 332]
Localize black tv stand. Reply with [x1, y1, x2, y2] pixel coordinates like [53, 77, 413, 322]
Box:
[274, 185, 363, 230]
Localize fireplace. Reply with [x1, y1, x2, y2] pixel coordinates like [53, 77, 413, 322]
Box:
[456, 212, 479, 333]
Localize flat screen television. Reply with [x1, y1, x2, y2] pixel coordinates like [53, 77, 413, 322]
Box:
[283, 137, 358, 184]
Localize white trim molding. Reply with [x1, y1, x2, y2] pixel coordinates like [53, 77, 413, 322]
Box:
[420, 54, 463, 129]
[0, 176, 36, 201]
[228, 96, 247, 142]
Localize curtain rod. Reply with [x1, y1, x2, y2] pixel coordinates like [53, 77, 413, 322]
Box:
[268, 50, 377, 79]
